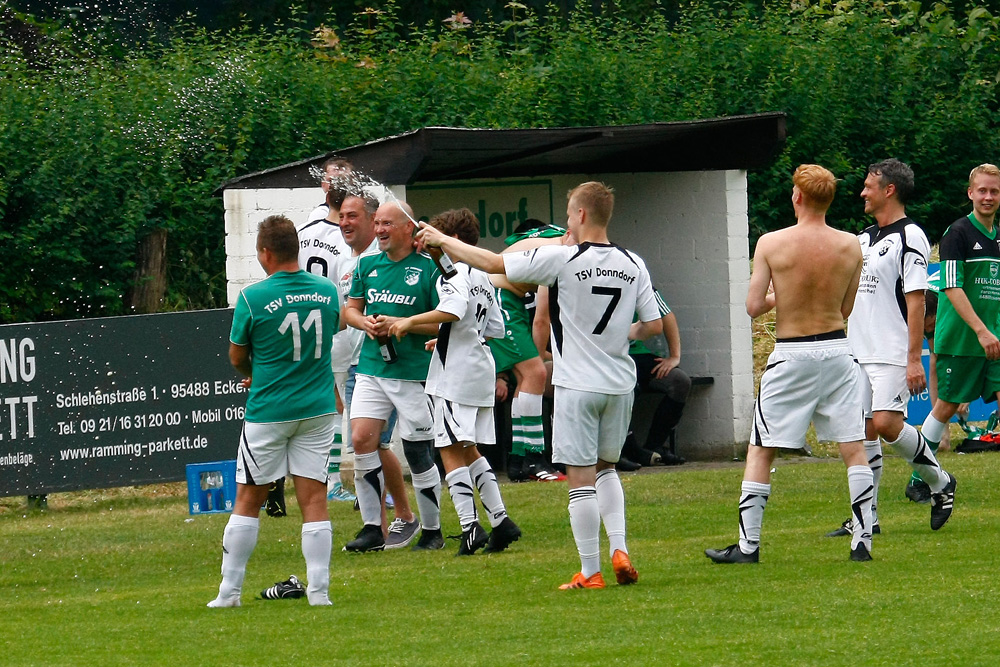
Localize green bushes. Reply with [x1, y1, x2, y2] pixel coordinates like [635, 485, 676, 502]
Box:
[0, 2, 997, 322]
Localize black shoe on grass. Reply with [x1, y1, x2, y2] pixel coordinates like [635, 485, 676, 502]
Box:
[705, 543, 759, 564]
[261, 575, 305, 600]
[412, 528, 445, 551]
[930, 473, 956, 531]
[483, 517, 522, 553]
[344, 524, 385, 552]
[906, 479, 932, 504]
[457, 521, 489, 556]
[826, 517, 880, 537]
[850, 543, 873, 562]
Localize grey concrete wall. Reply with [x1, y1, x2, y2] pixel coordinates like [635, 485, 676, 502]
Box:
[221, 171, 754, 457]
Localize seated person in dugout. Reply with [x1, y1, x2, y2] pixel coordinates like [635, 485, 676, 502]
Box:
[619, 287, 691, 470]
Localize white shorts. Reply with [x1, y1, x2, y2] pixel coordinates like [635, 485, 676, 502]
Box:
[236, 414, 335, 485]
[859, 363, 909, 418]
[751, 337, 865, 448]
[351, 374, 434, 441]
[551, 386, 633, 467]
[432, 397, 495, 448]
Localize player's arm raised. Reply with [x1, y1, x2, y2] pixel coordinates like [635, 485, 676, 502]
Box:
[418, 223, 505, 275]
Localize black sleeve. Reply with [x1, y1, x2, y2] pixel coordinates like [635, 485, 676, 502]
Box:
[938, 221, 966, 263]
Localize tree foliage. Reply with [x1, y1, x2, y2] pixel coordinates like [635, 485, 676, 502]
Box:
[0, 1, 998, 322]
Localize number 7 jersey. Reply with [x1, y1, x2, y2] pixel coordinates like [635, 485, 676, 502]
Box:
[503, 242, 659, 395]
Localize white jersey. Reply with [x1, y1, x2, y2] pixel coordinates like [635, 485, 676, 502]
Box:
[504, 242, 659, 395]
[296, 218, 377, 371]
[847, 217, 929, 366]
[306, 202, 329, 225]
[330, 237, 380, 370]
[425, 264, 504, 407]
[297, 218, 347, 281]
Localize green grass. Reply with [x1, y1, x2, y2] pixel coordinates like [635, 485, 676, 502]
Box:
[3, 453, 999, 666]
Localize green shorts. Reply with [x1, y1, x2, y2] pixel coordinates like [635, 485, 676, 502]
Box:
[487, 290, 539, 373]
[935, 354, 1000, 404]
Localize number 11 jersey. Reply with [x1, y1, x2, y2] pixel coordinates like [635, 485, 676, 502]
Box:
[230, 270, 340, 423]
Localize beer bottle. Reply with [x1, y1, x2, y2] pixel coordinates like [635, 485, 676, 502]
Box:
[376, 334, 398, 363]
[427, 246, 458, 279]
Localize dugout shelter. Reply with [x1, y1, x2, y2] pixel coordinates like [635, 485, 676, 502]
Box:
[217, 114, 787, 459]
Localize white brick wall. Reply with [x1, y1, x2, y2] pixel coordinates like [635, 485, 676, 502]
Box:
[221, 171, 755, 457]
[223, 185, 337, 300]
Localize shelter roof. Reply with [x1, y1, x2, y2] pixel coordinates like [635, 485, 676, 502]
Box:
[216, 113, 786, 192]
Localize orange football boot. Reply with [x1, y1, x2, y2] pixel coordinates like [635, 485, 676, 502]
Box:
[558, 571, 606, 590]
[612, 550, 639, 585]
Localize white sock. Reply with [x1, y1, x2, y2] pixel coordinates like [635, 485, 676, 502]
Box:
[847, 465, 874, 552]
[595, 468, 627, 556]
[446, 467, 478, 529]
[516, 393, 545, 454]
[469, 456, 507, 527]
[738, 481, 770, 554]
[864, 439, 882, 524]
[341, 407, 354, 453]
[888, 423, 947, 492]
[301, 521, 333, 606]
[353, 451, 383, 527]
[412, 466, 442, 531]
[327, 416, 343, 486]
[207, 514, 258, 607]
[568, 486, 601, 577]
[920, 414, 948, 446]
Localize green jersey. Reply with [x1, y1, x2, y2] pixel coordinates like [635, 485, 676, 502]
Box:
[503, 224, 566, 247]
[350, 250, 441, 380]
[230, 271, 340, 423]
[629, 288, 671, 355]
[936, 213, 1000, 357]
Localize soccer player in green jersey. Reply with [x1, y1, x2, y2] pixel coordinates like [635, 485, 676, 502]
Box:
[208, 215, 341, 607]
[918, 164, 1000, 513]
[490, 222, 569, 482]
[343, 200, 445, 552]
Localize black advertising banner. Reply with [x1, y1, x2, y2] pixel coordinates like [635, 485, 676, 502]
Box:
[0, 309, 246, 496]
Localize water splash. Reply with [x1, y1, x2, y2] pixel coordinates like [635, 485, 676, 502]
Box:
[307, 166, 417, 224]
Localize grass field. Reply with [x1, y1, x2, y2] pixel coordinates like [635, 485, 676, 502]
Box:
[3, 451, 999, 667]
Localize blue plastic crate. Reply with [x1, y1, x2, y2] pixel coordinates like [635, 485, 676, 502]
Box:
[186, 460, 237, 515]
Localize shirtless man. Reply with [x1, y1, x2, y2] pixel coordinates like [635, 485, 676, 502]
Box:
[705, 164, 883, 563]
